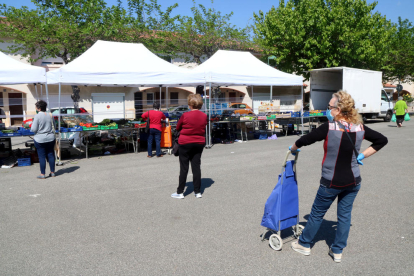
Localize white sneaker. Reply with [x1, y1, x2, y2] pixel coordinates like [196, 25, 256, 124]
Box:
[171, 193, 184, 199]
[195, 193, 202, 198]
[291, 241, 311, 256]
[329, 248, 342, 263]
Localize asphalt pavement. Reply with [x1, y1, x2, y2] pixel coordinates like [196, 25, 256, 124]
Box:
[1, 120, 413, 275]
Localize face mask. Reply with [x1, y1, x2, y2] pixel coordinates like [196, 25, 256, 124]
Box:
[326, 109, 335, 122]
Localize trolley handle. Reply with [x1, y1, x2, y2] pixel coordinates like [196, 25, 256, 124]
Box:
[283, 150, 299, 167]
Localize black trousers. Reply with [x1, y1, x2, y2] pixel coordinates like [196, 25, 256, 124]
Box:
[396, 115, 405, 126]
[178, 143, 204, 194]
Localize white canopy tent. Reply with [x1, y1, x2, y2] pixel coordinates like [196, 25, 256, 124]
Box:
[193, 50, 304, 146]
[193, 49, 303, 86]
[0, 51, 48, 121]
[0, 51, 46, 84]
[47, 40, 205, 87]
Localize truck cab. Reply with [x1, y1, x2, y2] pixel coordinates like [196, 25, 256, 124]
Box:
[380, 89, 394, 122]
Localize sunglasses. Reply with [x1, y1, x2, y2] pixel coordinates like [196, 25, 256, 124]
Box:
[327, 105, 338, 110]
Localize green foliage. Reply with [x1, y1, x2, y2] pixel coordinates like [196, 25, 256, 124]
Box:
[403, 94, 413, 103]
[172, 0, 252, 64]
[253, 0, 395, 79]
[0, 0, 178, 63]
[383, 17, 414, 83]
[125, 0, 180, 56]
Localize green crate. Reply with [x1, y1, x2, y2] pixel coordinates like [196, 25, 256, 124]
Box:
[83, 127, 99, 131]
[99, 126, 110, 130]
[108, 125, 118, 130]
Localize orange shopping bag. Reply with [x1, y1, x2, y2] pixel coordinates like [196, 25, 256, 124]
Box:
[160, 125, 172, 148]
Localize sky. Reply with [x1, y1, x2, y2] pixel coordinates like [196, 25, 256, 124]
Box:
[2, 0, 413, 29]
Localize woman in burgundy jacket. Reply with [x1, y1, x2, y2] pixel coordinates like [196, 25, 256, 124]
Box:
[171, 94, 207, 199]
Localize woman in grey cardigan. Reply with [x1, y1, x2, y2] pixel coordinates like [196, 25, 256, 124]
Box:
[30, 100, 56, 179]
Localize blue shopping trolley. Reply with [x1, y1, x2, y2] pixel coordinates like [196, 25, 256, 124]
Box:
[260, 150, 304, 251]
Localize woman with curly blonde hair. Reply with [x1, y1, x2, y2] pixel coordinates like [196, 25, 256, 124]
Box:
[289, 91, 388, 263]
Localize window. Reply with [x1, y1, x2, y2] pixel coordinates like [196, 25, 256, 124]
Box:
[0, 92, 3, 107]
[239, 104, 246, 108]
[170, 92, 179, 105]
[147, 93, 154, 105]
[381, 91, 390, 102]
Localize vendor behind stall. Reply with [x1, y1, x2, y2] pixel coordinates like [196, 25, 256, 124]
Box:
[31, 100, 56, 179]
[141, 102, 166, 158]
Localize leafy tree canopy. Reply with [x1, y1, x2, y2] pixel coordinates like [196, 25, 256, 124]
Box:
[384, 17, 414, 83]
[172, 0, 252, 64]
[253, 0, 395, 80]
[0, 0, 179, 63]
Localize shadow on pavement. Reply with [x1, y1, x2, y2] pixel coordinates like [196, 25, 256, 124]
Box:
[183, 178, 215, 196]
[388, 125, 398, 127]
[55, 166, 80, 176]
[302, 214, 353, 248]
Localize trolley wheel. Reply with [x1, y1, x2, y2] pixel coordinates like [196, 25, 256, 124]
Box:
[293, 225, 305, 238]
[269, 234, 283, 251]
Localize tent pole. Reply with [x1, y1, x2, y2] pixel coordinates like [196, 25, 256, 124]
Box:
[40, 84, 43, 98]
[45, 84, 50, 112]
[270, 86, 272, 101]
[251, 86, 254, 113]
[203, 84, 206, 112]
[58, 82, 62, 164]
[166, 87, 169, 110]
[34, 84, 39, 101]
[159, 86, 162, 109]
[301, 85, 304, 136]
[204, 84, 207, 145]
[209, 83, 212, 148]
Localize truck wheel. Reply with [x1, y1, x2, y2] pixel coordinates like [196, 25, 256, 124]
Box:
[384, 111, 392, 122]
[362, 115, 367, 123]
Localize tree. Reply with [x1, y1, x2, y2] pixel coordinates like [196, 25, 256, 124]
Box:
[0, 0, 130, 110]
[0, 0, 182, 109]
[172, 0, 252, 64]
[125, 0, 180, 56]
[253, 0, 395, 79]
[383, 17, 414, 84]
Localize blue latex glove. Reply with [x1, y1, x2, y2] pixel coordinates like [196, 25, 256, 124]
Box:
[289, 146, 301, 156]
[357, 153, 365, 165]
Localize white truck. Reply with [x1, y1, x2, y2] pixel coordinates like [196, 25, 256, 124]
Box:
[309, 67, 393, 122]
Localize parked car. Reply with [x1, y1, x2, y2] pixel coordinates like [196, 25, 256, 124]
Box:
[228, 103, 254, 115]
[22, 107, 90, 128]
[50, 107, 89, 115]
[167, 105, 190, 118]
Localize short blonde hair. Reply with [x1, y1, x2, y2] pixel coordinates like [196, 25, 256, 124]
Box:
[332, 90, 363, 125]
[188, 94, 203, 109]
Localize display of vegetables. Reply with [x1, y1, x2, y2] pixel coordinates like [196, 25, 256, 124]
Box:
[79, 122, 99, 128]
[99, 119, 112, 125]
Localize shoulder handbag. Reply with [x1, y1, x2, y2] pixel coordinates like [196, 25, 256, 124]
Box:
[336, 121, 359, 160]
[145, 111, 150, 133]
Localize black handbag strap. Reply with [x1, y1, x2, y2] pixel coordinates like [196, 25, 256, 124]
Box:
[336, 121, 359, 158]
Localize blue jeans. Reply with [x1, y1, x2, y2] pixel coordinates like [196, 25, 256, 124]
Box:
[299, 184, 361, 254]
[34, 140, 56, 175]
[148, 128, 162, 156]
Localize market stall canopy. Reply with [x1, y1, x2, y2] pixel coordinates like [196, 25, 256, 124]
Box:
[193, 50, 303, 86]
[46, 40, 205, 87]
[0, 51, 46, 84]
